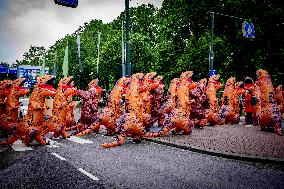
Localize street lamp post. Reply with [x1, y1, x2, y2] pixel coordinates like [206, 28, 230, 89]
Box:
[209, 12, 214, 76]
[125, 0, 131, 76]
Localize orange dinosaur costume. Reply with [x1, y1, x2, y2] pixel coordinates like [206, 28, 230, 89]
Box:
[19, 75, 56, 146]
[206, 74, 224, 125]
[101, 73, 147, 148]
[162, 78, 180, 114]
[145, 71, 197, 137]
[0, 78, 29, 145]
[80, 77, 129, 136]
[66, 81, 79, 129]
[219, 77, 244, 124]
[140, 72, 161, 131]
[44, 76, 77, 139]
[0, 80, 12, 116]
[256, 69, 283, 135]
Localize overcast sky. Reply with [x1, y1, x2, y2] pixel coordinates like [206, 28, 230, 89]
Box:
[0, 0, 163, 64]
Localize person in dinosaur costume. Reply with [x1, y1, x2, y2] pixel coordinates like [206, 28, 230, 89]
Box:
[101, 73, 148, 148]
[0, 80, 12, 116]
[219, 77, 244, 124]
[75, 78, 127, 136]
[65, 81, 79, 130]
[256, 69, 283, 135]
[149, 75, 166, 128]
[0, 78, 29, 146]
[44, 76, 77, 139]
[14, 76, 56, 146]
[275, 85, 284, 114]
[162, 78, 180, 114]
[140, 72, 161, 131]
[206, 74, 224, 125]
[73, 79, 102, 136]
[145, 71, 197, 137]
[189, 78, 209, 128]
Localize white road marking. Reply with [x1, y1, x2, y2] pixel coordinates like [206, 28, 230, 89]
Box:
[46, 138, 61, 148]
[78, 168, 100, 181]
[51, 152, 66, 161]
[67, 136, 93, 144]
[11, 140, 33, 151]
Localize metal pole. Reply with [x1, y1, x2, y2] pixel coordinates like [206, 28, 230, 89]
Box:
[97, 32, 101, 77]
[209, 12, 214, 74]
[125, 0, 131, 76]
[122, 20, 126, 77]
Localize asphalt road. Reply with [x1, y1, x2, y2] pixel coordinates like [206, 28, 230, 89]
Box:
[0, 134, 284, 189]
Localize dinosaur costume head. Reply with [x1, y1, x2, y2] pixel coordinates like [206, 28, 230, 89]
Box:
[180, 71, 194, 82]
[256, 69, 270, 80]
[59, 76, 77, 96]
[208, 74, 222, 89]
[226, 77, 235, 86]
[9, 78, 30, 99]
[115, 77, 130, 94]
[131, 73, 144, 81]
[143, 72, 159, 90]
[36, 75, 57, 97]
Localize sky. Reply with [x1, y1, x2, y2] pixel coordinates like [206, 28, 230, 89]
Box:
[0, 0, 163, 64]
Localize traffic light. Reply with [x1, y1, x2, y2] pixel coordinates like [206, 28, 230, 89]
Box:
[54, 0, 78, 8]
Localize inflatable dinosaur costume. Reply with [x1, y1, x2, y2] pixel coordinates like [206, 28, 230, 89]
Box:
[219, 77, 244, 124]
[149, 75, 165, 128]
[189, 78, 208, 128]
[206, 74, 224, 125]
[101, 73, 147, 148]
[140, 72, 160, 131]
[19, 75, 56, 146]
[74, 79, 102, 136]
[145, 71, 197, 137]
[76, 77, 128, 136]
[0, 80, 12, 116]
[0, 78, 29, 145]
[65, 81, 79, 130]
[44, 76, 77, 139]
[256, 69, 283, 135]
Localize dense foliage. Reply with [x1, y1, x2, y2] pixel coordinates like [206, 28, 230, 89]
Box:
[13, 0, 283, 89]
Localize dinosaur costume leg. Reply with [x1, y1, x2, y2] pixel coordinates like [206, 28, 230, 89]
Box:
[101, 135, 126, 148]
[144, 118, 173, 137]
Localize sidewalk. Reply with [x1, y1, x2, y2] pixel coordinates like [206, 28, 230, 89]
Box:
[145, 117, 284, 164]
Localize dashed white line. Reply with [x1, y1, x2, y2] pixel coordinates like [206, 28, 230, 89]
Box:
[51, 152, 67, 161]
[78, 168, 100, 181]
[67, 136, 93, 144]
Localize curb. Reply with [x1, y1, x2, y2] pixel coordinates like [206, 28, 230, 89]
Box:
[143, 138, 284, 165]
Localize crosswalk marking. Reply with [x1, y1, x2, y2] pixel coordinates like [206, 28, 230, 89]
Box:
[11, 140, 33, 151]
[51, 152, 66, 161]
[67, 136, 93, 144]
[78, 168, 100, 181]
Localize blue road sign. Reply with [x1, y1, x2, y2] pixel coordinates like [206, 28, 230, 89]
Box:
[54, 0, 78, 8]
[209, 69, 217, 77]
[242, 22, 255, 38]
